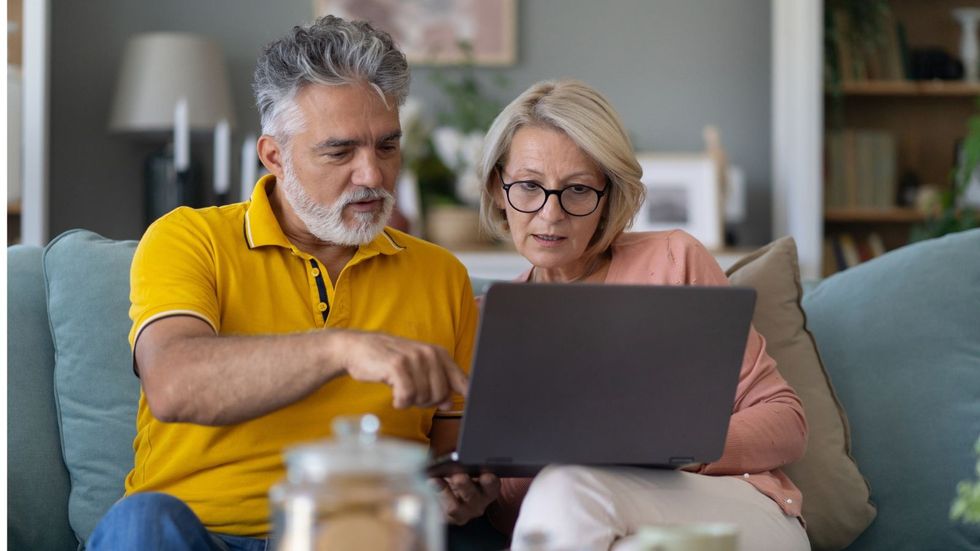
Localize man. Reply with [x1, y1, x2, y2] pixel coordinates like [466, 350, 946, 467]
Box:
[88, 16, 499, 550]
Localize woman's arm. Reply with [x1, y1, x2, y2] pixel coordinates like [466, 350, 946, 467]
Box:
[670, 231, 808, 474]
[697, 328, 808, 475]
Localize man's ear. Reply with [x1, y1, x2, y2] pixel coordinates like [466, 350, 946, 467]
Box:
[257, 135, 286, 180]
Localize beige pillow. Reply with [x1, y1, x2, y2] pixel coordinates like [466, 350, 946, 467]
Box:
[725, 237, 876, 551]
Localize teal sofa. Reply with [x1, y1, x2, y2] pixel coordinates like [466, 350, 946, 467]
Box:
[8, 229, 980, 550]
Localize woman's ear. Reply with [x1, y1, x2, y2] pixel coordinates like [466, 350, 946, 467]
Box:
[491, 166, 506, 209]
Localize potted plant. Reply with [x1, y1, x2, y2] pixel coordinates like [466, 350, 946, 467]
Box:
[911, 98, 980, 241]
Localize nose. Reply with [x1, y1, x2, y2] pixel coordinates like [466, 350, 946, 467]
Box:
[351, 151, 384, 188]
[537, 191, 566, 222]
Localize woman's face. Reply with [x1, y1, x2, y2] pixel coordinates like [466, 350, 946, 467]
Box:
[494, 126, 607, 280]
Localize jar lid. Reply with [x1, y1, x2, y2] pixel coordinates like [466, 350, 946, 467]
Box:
[284, 415, 429, 482]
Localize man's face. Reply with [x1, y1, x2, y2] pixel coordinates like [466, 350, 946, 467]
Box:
[277, 82, 401, 245]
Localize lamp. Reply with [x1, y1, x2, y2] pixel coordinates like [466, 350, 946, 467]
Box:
[109, 32, 236, 225]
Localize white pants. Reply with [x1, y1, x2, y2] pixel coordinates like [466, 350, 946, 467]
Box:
[511, 466, 810, 551]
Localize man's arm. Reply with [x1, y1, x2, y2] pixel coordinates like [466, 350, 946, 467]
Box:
[137, 316, 468, 426]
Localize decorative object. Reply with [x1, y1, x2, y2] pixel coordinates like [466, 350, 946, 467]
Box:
[108, 32, 236, 225]
[954, 8, 980, 82]
[314, 0, 516, 65]
[634, 154, 724, 250]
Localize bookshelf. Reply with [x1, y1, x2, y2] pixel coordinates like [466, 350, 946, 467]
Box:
[823, 0, 980, 276]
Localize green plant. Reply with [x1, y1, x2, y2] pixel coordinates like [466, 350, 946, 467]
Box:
[429, 42, 506, 133]
[911, 98, 980, 241]
[951, 436, 980, 524]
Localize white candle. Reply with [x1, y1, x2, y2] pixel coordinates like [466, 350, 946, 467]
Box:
[174, 97, 189, 172]
[213, 119, 230, 195]
[240, 133, 258, 201]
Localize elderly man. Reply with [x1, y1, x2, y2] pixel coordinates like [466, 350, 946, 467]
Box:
[87, 16, 500, 550]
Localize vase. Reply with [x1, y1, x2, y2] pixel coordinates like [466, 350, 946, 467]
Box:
[953, 8, 980, 82]
[424, 205, 487, 250]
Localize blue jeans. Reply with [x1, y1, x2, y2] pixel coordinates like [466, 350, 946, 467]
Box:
[87, 493, 267, 551]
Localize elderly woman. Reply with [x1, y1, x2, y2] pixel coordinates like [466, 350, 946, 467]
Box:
[477, 80, 810, 551]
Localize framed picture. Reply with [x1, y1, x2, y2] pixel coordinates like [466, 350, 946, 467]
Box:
[634, 154, 724, 250]
[313, 0, 517, 66]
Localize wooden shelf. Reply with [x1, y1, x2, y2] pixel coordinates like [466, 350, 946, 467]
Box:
[8, 201, 22, 215]
[824, 207, 925, 223]
[832, 80, 980, 97]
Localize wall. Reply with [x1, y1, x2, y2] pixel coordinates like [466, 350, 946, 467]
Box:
[49, 0, 771, 244]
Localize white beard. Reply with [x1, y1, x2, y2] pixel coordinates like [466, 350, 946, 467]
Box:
[279, 160, 395, 246]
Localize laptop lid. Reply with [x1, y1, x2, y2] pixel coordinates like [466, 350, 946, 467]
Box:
[453, 282, 756, 472]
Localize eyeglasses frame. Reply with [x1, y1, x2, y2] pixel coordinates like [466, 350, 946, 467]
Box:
[496, 167, 608, 217]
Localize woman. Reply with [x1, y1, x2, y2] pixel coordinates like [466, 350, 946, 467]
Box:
[478, 80, 810, 551]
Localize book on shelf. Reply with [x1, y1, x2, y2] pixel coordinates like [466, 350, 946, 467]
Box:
[824, 232, 888, 272]
[867, 232, 887, 258]
[825, 129, 897, 211]
[829, 6, 906, 83]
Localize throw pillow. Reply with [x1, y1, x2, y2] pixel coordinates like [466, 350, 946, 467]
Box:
[44, 230, 141, 543]
[726, 237, 876, 551]
[8, 245, 78, 550]
[802, 229, 980, 550]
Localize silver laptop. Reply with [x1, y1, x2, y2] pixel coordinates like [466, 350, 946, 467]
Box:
[429, 282, 756, 478]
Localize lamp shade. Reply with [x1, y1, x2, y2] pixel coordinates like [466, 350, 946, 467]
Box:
[109, 32, 236, 132]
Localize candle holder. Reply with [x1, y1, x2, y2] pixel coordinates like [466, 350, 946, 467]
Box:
[144, 144, 202, 225]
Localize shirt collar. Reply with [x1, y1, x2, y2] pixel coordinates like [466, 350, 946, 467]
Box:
[244, 175, 293, 249]
[243, 174, 405, 257]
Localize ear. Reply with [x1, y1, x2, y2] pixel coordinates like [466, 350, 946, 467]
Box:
[257, 135, 286, 181]
[490, 167, 506, 209]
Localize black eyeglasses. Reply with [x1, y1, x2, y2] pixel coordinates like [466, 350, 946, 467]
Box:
[497, 168, 607, 217]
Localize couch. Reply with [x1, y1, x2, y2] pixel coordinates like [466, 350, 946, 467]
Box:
[8, 228, 980, 550]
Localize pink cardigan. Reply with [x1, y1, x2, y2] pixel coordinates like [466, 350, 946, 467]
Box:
[487, 230, 807, 533]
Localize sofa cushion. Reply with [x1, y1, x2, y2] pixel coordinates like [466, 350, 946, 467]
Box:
[726, 237, 876, 551]
[802, 229, 980, 551]
[44, 230, 141, 544]
[7, 245, 79, 551]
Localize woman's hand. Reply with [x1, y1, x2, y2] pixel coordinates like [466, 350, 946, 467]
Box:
[430, 473, 501, 525]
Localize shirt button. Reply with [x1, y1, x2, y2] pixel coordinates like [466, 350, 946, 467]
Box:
[317, 302, 328, 312]
[311, 268, 320, 277]
[785, 498, 793, 504]
[742, 473, 750, 478]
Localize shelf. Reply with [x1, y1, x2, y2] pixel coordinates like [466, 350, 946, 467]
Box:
[8, 201, 22, 215]
[824, 207, 925, 223]
[831, 81, 980, 97]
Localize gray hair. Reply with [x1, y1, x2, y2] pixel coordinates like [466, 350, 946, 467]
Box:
[252, 15, 410, 142]
[478, 80, 646, 259]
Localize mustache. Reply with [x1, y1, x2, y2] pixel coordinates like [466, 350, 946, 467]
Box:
[341, 187, 394, 207]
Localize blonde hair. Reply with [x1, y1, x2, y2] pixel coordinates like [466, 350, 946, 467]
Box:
[478, 80, 645, 258]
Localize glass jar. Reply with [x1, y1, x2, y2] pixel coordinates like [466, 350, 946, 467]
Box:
[270, 415, 443, 551]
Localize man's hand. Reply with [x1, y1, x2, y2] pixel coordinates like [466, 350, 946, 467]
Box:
[430, 473, 500, 526]
[332, 330, 469, 409]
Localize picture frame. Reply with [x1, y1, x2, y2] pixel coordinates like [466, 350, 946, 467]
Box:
[313, 0, 517, 66]
[633, 153, 724, 250]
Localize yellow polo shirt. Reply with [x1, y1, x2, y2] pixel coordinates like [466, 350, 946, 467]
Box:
[125, 175, 478, 537]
